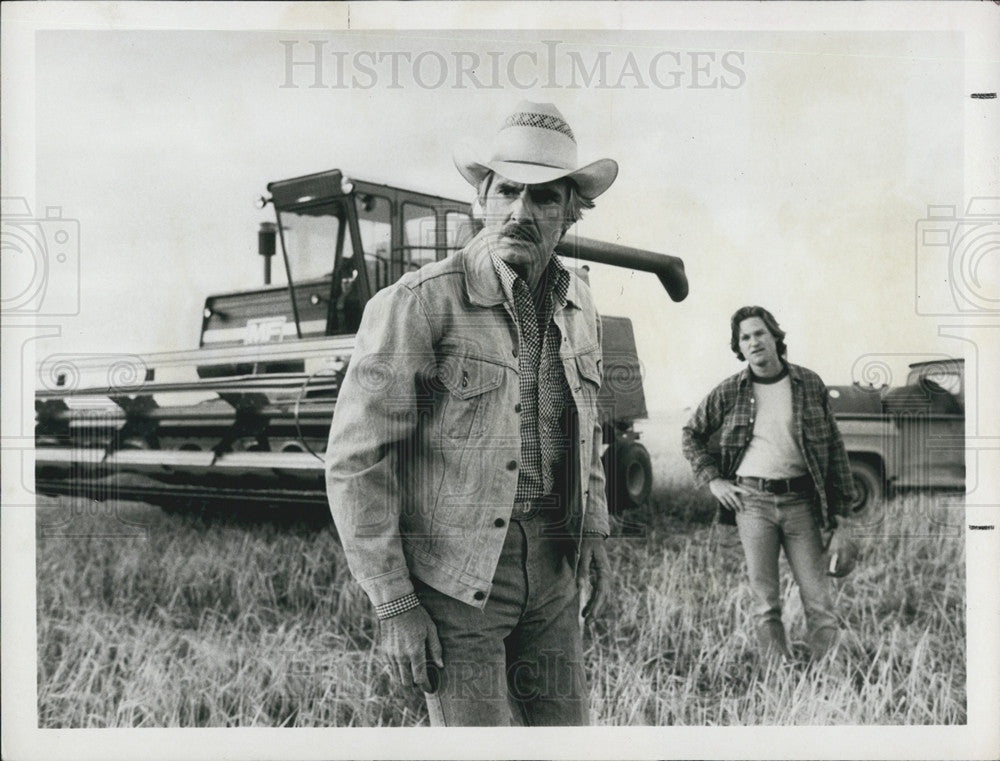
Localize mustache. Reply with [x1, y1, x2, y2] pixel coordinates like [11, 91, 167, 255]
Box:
[499, 222, 540, 244]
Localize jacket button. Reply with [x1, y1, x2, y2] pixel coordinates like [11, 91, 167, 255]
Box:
[514, 403, 521, 413]
[494, 518, 506, 528]
[512, 347, 519, 358]
[473, 591, 486, 601]
[506, 460, 518, 470]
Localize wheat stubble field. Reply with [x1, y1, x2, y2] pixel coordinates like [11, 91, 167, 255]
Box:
[35, 415, 966, 727]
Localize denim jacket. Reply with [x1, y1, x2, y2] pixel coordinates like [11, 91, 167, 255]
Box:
[325, 231, 609, 610]
[681, 363, 856, 529]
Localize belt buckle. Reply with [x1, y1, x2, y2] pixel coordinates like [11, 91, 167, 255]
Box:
[511, 501, 538, 520]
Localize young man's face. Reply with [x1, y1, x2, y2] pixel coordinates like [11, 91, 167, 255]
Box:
[738, 316, 782, 376]
[481, 175, 569, 287]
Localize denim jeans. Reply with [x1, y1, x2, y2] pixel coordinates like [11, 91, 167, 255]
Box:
[415, 518, 588, 726]
[734, 485, 838, 654]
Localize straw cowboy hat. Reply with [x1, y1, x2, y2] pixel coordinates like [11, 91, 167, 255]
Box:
[454, 101, 619, 199]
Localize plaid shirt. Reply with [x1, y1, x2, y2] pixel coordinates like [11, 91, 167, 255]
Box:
[491, 253, 571, 502]
[681, 362, 856, 529]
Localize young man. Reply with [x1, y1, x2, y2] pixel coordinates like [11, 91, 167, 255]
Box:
[326, 102, 616, 724]
[682, 306, 857, 662]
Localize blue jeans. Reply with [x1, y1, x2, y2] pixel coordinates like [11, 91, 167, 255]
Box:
[735, 486, 838, 653]
[415, 518, 588, 726]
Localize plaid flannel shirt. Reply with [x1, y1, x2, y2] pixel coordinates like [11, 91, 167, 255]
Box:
[681, 362, 856, 529]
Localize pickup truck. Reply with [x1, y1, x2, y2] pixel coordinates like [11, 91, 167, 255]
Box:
[828, 358, 965, 516]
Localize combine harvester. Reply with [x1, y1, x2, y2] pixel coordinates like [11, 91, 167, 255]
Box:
[35, 170, 688, 515]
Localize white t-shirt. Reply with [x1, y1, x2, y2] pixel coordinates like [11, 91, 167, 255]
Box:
[735, 374, 808, 479]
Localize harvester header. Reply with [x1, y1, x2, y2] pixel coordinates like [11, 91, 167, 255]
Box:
[35, 169, 688, 514]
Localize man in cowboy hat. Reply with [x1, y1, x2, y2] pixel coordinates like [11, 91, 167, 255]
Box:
[326, 101, 616, 725]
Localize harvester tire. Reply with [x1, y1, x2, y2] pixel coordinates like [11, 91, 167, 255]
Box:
[613, 441, 652, 511]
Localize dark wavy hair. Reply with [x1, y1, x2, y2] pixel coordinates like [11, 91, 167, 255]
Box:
[730, 305, 787, 361]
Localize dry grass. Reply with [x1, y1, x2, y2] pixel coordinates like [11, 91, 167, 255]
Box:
[36, 469, 964, 727]
[591, 488, 965, 725]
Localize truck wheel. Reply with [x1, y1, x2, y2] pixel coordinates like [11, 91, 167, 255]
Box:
[848, 460, 883, 518]
[614, 441, 653, 511]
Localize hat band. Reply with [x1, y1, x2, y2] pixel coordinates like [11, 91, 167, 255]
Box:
[502, 111, 576, 142]
[489, 158, 573, 171]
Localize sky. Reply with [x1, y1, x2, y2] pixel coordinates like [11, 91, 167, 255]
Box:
[16, 25, 976, 412]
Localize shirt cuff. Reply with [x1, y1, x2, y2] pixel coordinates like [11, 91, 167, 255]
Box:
[374, 593, 422, 620]
[696, 464, 723, 488]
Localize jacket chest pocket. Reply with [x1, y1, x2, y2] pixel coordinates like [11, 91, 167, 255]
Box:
[437, 355, 505, 438]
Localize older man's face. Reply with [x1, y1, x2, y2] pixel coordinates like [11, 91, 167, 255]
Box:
[482, 175, 569, 289]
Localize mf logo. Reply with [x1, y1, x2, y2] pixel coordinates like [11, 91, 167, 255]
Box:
[244, 316, 287, 345]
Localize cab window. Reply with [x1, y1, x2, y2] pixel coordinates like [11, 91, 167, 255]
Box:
[402, 202, 438, 273]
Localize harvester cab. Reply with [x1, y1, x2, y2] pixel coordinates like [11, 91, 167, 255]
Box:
[35, 169, 688, 515]
[200, 170, 475, 352]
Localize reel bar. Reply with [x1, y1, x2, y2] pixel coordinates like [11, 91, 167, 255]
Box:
[37, 371, 341, 400]
[36, 447, 326, 472]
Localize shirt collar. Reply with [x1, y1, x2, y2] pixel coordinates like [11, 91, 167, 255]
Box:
[739, 360, 799, 387]
[750, 364, 789, 384]
[489, 251, 571, 309]
[461, 229, 579, 309]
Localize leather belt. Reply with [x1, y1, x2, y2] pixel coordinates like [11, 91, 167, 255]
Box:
[736, 474, 813, 496]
